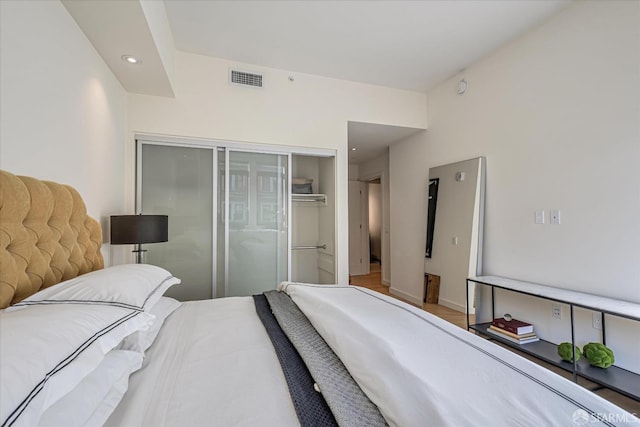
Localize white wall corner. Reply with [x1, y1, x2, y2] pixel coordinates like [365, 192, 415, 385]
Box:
[438, 297, 467, 314]
[389, 286, 423, 307]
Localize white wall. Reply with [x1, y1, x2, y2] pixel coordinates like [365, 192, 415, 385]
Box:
[0, 0, 128, 266]
[390, 1, 640, 371]
[318, 156, 337, 283]
[127, 52, 427, 283]
[348, 164, 359, 181]
[389, 134, 430, 304]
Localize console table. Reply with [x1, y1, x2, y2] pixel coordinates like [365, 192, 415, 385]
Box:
[466, 276, 640, 401]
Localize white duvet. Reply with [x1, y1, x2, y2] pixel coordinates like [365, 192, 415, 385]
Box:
[107, 284, 637, 427]
[281, 283, 637, 427]
[105, 297, 298, 427]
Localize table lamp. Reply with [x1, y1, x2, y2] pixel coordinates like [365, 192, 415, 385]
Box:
[110, 214, 168, 263]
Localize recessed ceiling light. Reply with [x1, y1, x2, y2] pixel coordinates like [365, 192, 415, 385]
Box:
[351, 148, 357, 151]
[121, 55, 141, 65]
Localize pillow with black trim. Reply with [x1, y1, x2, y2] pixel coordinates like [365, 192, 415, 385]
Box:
[0, 304, 152, 427]
[38, 349, 143, 427]
[7, 264, 180, 313]
[118, 297, 181, 353]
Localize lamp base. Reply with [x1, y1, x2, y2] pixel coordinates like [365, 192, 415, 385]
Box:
[132, 244, 148, 264]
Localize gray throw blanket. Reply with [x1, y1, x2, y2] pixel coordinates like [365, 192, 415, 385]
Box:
[264, 290, 388, 427]
[253, 294, 338, 427]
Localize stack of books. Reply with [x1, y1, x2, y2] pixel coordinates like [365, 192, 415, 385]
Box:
[486, 317, 539, 344]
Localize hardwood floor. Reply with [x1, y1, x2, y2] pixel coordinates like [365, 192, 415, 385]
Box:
[350, 264, 639, 415]
[349, 267, 470, 328]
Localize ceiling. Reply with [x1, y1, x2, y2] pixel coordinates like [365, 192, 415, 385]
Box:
[348, 122, 424, 164]
[165, 0, 569, 164]
[165, 0, 569, 92]
[62, 0, 175, 97]
[64, 0, 570, 164]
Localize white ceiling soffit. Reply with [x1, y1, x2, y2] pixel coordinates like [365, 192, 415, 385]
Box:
[348, 122, 424, 165]
[62, 0, 175, 97]
[165, 0, 569, 92]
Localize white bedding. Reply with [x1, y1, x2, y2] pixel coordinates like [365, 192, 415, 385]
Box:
[105, 297, 298, 427]
[282, 283, 637, 427]
[107, 284, 637, 427]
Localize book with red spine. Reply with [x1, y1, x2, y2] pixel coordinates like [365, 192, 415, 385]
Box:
[491, 317, 533, 335]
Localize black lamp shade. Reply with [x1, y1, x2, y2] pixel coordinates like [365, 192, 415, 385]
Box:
[110, 215, 168, 245]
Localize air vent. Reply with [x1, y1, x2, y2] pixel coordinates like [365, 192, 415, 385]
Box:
[230, 69, 263, 88]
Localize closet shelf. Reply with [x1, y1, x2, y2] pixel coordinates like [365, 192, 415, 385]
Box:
[292, 193, 327, 204]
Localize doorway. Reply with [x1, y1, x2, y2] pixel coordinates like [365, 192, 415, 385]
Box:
[347, 121, 425, 285]
[348, 176, 385, 280]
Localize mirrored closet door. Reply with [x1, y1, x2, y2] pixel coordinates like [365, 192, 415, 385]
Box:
[139, 143, 215, 301]
[222, 150, 289, 297]
[138, 141, 290, 300]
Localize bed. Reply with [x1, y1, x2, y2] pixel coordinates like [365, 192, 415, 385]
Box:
[0, 170, 636, 427]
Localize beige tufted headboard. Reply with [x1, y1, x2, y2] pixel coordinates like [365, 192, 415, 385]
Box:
[0, 170, 104, 308]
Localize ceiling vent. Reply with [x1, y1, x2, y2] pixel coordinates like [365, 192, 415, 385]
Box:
[230, 69, 263, 88]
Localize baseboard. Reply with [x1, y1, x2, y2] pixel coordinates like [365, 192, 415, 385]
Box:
[381, 279, 390, 286]
[389, 287, 422, 307]
[438, 297, 468, 314]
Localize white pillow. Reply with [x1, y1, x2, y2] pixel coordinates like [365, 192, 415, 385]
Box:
[38, 350, 143, 427]
[0, 304, 152, 427]
[118, 297, 181, 353]
[8, 264, 180, 313]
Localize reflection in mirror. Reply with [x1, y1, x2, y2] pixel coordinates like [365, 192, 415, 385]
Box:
[425, 178, 439, 258]
[424, 157, 485, 313]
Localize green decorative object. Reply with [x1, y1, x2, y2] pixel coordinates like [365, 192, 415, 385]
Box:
[557, 342, 582, 362]
[583, 342, 615, 368]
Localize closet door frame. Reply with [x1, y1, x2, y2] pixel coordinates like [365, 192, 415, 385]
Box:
[136, 133, 336, 296]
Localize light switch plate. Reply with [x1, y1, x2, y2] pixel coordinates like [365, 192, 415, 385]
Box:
[552, 304, 562, 319]
[550, 209, 561, 224]
[535, 210, 545, 224]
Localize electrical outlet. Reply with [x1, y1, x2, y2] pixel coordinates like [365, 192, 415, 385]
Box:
[592, 313, 602, 330]
[552, 304, 562, 319]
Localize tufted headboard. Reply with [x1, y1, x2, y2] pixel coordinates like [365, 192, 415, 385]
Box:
[0, 170, 104, 308]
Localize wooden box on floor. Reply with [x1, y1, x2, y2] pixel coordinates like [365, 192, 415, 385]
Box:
[424, 274, 440, 304]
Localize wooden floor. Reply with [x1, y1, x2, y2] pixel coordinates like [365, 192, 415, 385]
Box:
[350, 264, 640, 414]
[349, 267, 470, 328]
